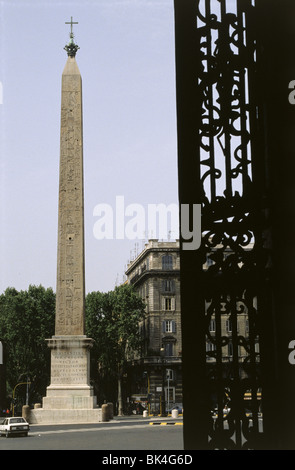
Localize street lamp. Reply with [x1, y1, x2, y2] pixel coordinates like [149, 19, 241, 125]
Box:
[12, 381, 31, 417]
[143, 370, 150, 415]
[160, 347, 166, 417]
[167, 369, 170, 413]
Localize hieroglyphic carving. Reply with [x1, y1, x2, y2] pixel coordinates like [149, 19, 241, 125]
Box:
[50, 349, 88, 384]
[55, 59, 85, 335]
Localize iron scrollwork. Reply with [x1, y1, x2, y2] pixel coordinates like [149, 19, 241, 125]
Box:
[196, 0, 266, 449]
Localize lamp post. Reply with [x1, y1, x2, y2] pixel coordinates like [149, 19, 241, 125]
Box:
[12, 381, 31, 417]
[147, 372, 151, 415]
[167, 370, 170, 413]
[160, 347, 166, 417]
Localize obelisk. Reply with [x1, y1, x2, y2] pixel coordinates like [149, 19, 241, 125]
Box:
[30, 19, 101, 424]
[55, 20, 85, 336]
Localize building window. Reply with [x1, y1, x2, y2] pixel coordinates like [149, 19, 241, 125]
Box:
[226, 318, 232, 333]
[206, 342, 216, 352]
[162, 320, 176, 333]
[162, 255, 173, 270]
[164, 342, 173, 356]
[162, 279, 175, 293]
[162, 297, 175, 311]
[228, 341, 233, 356]
[209, 319, 216, 332]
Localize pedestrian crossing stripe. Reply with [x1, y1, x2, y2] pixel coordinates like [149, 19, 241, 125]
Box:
[148, 414, 183, 417]
[149, 422, 183, 426]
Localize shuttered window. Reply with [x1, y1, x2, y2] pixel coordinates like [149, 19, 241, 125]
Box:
[162, 320, 176, 333]
[162, 297, 176, 311]
[162, 280, 175, 293]
[162, 255, 173, 270]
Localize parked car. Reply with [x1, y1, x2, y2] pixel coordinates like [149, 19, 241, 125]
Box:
[0, 417, 30, 437]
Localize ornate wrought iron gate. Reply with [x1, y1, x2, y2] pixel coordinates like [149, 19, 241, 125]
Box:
[175, 0, 295, 449]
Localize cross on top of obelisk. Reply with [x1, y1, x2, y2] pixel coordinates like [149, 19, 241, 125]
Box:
[64, 16, 80, 57]
[65, 16, 78, 36]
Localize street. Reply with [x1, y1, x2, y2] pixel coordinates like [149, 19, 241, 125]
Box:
[0, 416, 184, 451]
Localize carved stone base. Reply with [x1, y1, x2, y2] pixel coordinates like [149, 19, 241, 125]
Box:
[28, 336, 101, 424]
[29, 407, 102, 424]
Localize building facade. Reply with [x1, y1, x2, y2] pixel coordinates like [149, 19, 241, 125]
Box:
[125, 240, 182, 414]
[125, 240, 257, 415]
[204, 246, 260, 374]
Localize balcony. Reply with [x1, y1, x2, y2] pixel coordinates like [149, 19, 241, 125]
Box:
[142, 356, 182, 365]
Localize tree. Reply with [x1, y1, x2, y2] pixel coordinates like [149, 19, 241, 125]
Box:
[85, 284, 146, 414]
[0, 285, 55, 406]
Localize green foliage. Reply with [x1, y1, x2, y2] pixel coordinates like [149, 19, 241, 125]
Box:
[0, 282, 144, 408]
[0, 285, 55, 402]
[85, 284, 146, 402]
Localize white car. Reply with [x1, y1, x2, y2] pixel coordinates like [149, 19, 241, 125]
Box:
[0, 417, 30, 437]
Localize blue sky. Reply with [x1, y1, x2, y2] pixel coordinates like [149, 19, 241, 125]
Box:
[0, 0, 178, 294]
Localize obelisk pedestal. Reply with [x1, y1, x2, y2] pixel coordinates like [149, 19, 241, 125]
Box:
[42, 336, 97, 411]
[29, 21, 101, 424]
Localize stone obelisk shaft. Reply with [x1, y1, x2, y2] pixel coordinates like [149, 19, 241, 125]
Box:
[55, 56, 85, 336]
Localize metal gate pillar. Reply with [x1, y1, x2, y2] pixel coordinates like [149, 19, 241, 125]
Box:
[174, 0, 295, 449]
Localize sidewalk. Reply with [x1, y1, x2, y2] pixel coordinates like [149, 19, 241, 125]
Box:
[112, 414, 183, 422]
